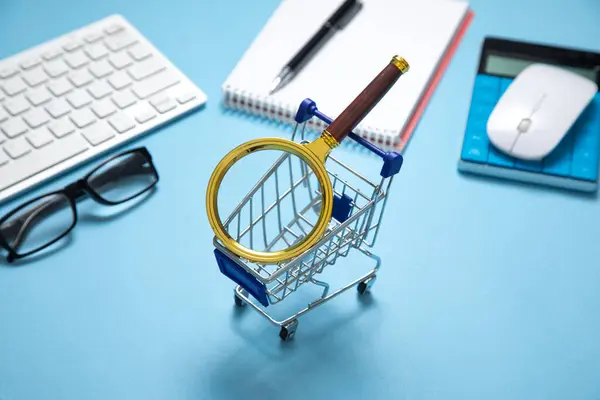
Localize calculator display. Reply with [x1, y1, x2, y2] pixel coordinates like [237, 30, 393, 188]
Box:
[484, 54, 598, 81]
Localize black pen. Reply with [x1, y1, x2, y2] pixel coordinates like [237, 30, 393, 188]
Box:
[269, 0, 363, 94]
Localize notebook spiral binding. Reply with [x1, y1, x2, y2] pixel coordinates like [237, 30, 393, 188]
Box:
[222, 85, 405, 151]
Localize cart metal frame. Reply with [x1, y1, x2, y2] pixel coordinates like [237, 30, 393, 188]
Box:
[212, 98, 403, 340]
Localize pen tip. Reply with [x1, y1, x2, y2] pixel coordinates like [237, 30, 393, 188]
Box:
[269, 77, 282, 95]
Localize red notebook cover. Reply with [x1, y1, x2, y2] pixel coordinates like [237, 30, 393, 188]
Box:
[393, 9, 474, 152]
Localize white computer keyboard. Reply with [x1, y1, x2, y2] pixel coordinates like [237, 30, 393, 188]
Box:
[0, 14, 207, 203]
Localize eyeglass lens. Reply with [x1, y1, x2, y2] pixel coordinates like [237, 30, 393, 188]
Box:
[87, 151, 157, 203]
[0, 193, 75, 256]
[0, 149, 157, 258]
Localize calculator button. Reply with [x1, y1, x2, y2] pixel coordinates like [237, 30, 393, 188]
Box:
[461, 128, 490, 163]
[471, 89, 500, 105]
[487, 145, 515, 168]
[473, 74, 501, 93]
[542, 135, 573, 177]
[499, 78, 514, 95]
[514, 159, 542, 172]
[571, 127, 600, 181]
[468, 102, 496, 124]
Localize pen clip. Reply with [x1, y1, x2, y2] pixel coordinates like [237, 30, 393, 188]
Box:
[330, 0, 363, 30]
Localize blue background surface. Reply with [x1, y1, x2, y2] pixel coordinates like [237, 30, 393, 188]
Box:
[1, 0, 600, 399]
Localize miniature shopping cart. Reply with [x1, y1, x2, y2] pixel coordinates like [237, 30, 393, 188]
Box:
[212, 98, 403, 341]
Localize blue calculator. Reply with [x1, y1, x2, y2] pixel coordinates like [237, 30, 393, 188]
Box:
[458, 37, 600, 192]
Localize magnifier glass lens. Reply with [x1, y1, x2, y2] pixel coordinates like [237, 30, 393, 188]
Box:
[216, 149, 324, 254]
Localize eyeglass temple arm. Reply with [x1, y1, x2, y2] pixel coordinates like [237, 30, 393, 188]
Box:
[1, 153, 153, 250]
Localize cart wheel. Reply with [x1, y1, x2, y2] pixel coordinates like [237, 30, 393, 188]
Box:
[279, 320, 298, 341]
[234, 293, 245, 307]
[358, 275, 377, 295]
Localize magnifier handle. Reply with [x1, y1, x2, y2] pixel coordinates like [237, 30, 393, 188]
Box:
[326, 55, 409, 143]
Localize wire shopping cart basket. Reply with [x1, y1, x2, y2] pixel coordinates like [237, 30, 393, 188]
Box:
[212, 98, 403, 341]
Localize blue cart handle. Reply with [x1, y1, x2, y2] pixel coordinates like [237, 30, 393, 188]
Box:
[294, 98, 403, 178]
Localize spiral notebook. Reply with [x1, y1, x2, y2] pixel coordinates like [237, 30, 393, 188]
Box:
[221, 0, 473, 151]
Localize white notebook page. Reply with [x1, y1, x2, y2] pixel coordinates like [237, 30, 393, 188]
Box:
[222, 0, 470, 141]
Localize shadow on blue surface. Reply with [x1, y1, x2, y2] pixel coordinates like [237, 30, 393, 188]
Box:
[206, 294, 382, 400]
[0, 187, 158, 267]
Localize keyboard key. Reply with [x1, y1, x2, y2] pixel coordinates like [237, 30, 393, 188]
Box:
[63, 40, 84, 52]
[135, 108, 156, 124]
[1, 118, 28, 138]
[44, 59, 69, 78]
[22, 67, 48, 87]
[42, 48, 63, 61]
[108, 71, 132, 90]
[0, 108, 8, 123]
[132, 71, 179, 99]
[128, 45, 152, 61]
[68, 70, 94, 88]
[85, 43, 109, 60]
[20, 57, 42, 70]
[108, 52, 133, 70]
[48, 118, 76, 138]
[0, 150, 9, 166]
[70, 109, 96, 128]
[89, 60, 114, 79]
[4, 97, 30, 116]
[0, 67, 19, 79]
[27, 129, 54, 148]
[128, 58, 165, 81]
[105, 31, 138, 51]
[150, 96, 176, 113]
[64, 50, 89, 69]
[67, 90, 93, 109]
[84, 32, 104, 43]
[82, 121, 115, 146]
[87, 80, 113, 99]
[45, 99, 71, 118]
[23, 109, 50, 128]
[105, 23, 124, 35]
[0, 133, 88, 192]
[176, 92, 196, 104]
[91, 99, 117, 118]
[108, 113, 135, 133]
[26, 88, 52, 106]
[4, 137, 31, 159]
[47, 77, 73, 96]
[2, 77, 27, 96]
[112, 90, 137, 109]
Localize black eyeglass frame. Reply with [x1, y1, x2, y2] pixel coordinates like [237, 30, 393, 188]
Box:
[0, 146, 159, 263]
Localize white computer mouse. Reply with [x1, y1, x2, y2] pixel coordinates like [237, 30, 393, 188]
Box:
[487, 63, 598, 160]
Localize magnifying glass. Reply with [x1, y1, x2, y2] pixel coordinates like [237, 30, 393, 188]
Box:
[206, 55, 409, 264]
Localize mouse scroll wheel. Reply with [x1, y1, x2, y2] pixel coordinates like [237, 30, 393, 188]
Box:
[517, 118, 532, 133]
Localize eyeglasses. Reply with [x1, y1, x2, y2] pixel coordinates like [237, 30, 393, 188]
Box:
[0, 147, 159, 263]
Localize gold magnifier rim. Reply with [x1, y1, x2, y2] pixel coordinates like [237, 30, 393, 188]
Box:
[206, 137, 334, 264]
